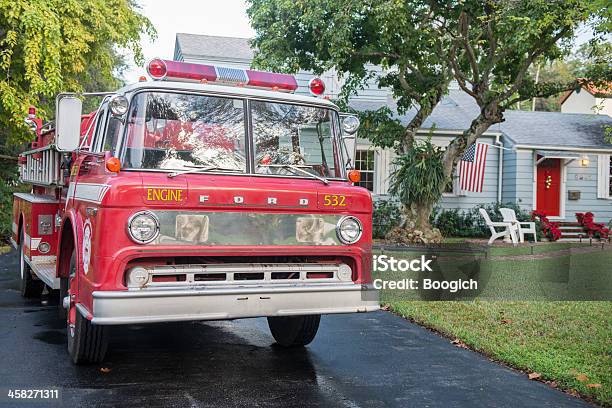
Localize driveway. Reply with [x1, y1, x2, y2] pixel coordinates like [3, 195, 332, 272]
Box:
[0, 249, 590, 407]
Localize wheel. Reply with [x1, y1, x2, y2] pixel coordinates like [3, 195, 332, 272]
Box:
[19, 230, 44, 298]
[267, 315, 321, 347]
[66, 249, 108, 364]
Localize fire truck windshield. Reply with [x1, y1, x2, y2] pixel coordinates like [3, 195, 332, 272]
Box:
[124, 92, 247, 172]
[252, 100, 341, 179]
[120, 91, 342, 179]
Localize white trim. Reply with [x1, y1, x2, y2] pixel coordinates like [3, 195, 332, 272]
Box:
[355, 145, 379, 194]
[533, 154, 566, 220]
[118, 81, 338, 109]
[416, 129, 503, 137]
[73, 183, 110, 204]
[559, 160, 567, 220]
[515, 144, 612, 153]
[597, 154, 611, 199]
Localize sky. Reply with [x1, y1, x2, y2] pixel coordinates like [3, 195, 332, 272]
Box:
[123, 0, 255, 82]
[123, 1, 599, 84]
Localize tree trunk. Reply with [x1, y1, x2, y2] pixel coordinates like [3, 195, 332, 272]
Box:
[442, 103, 504, 187]
[385, 86, 448, 244]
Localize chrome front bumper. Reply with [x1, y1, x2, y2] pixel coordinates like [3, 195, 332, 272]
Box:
[86, 284, 379, 325]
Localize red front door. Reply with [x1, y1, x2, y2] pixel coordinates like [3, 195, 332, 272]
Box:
[536, 158, 561, 217]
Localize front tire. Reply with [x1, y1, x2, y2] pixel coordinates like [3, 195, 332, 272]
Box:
[19, 230, 44, 298]
[66, 249, 108, 364]
[267, 315, 321, 347]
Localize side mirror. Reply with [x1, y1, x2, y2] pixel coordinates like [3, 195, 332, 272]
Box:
[55, 95, 83, 152]
[342, 115, 360, 135]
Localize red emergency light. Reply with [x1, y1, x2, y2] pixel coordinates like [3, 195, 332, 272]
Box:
[146, 58, 298, 92]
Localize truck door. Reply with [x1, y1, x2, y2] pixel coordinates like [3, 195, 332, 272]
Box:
[67, 103, 115, 285]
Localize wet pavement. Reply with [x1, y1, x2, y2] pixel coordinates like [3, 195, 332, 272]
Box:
[0, 249, 590, 407]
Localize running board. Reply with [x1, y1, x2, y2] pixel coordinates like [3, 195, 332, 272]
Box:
[25, 256, 60, 289]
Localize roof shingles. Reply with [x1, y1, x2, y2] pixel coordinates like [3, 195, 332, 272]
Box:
[350, 89, 612, 149]
[176, 33, 254, 61]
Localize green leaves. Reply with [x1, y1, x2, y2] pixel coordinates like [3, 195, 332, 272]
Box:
[0, 0, 155, 145]
[247, 0, 450, 106]
[388, 138, 447, 206]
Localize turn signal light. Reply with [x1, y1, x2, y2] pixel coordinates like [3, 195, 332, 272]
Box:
[106, 157, 121, 173]
[348, 170, 361, 183]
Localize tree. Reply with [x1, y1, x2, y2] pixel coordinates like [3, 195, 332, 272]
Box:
[247, 0, 452, 241]
[430, 0, 609, 201]
[0, 0, 155, 239]
[0, 0, 155, 146]
[248, 0, 609, 243]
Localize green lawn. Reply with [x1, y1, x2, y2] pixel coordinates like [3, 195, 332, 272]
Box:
[389, 301, 611, 406]
[488, 242, 592, 257]
[375, 243, 611, 405]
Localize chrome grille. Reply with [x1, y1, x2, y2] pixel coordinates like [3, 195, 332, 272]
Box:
[126, 263, 351, 290]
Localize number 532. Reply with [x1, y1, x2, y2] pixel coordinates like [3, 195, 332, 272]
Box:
[323, 194, 347, 207]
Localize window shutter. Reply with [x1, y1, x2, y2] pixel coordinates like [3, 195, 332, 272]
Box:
[597, 154, 610, 198]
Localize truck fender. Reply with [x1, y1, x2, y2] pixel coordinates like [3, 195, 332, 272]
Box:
[16, 212, 24, 246]
[57, 211, 83, 279]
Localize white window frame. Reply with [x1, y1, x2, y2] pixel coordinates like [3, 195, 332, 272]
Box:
[597, 154, 612, 199]
[354, 147, 376, 193]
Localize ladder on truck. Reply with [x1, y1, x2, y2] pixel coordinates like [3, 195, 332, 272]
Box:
[18, 141, 65, 289]
[20, 145, 65, 186]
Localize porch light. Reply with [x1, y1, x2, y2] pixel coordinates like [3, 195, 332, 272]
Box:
[580, 155, 589, 167]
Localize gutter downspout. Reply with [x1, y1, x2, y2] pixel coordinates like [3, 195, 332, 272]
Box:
[495, 134, 503, 202]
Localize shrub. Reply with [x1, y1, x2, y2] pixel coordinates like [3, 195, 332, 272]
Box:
[372, 200, 402, 239]
[576, 212, 609, 239]
[0, 158, 22, 240]
[531, 210, 561, 241]
[431, 202, 537, 239]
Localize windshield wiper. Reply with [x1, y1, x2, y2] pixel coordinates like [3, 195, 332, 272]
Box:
[168, 165, 240, 178]
[259, 164, 329, 185]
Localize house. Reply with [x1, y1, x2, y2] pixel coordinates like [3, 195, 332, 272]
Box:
[560, 82, 612, 116]
[173, 33, 612, 224]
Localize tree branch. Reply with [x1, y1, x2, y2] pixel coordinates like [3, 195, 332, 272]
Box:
[500, 27, 570, 101]
[397, 64, 424, 100]
[501, 79, 580, 108]
[459, 11, 480, 84]
[447, 43, 480, 102]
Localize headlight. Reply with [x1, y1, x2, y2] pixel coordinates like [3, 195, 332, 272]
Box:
[127, 211, 160, 244]
[336, 216, 363, 244]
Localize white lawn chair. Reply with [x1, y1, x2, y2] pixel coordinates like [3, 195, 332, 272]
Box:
[499, 208, 537, 243]
[479, 208, 519, 246]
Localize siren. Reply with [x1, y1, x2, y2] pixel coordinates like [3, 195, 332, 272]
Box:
[146, 58, 299, 92]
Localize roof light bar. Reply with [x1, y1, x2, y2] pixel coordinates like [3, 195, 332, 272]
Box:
[146, 59, 298, 92]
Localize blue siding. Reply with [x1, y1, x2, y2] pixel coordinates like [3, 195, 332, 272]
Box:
[513, 150, 535, 210]
[565, 155, 612, 223]
[501, 149, 517, 203]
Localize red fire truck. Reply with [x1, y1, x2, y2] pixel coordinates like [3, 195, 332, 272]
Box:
[11, 59, 378, 364]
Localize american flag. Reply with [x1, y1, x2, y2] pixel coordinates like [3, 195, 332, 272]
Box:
[458, 142, 489, 193]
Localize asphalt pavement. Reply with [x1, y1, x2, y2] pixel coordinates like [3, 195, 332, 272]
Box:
[0, 249, 591, 408]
